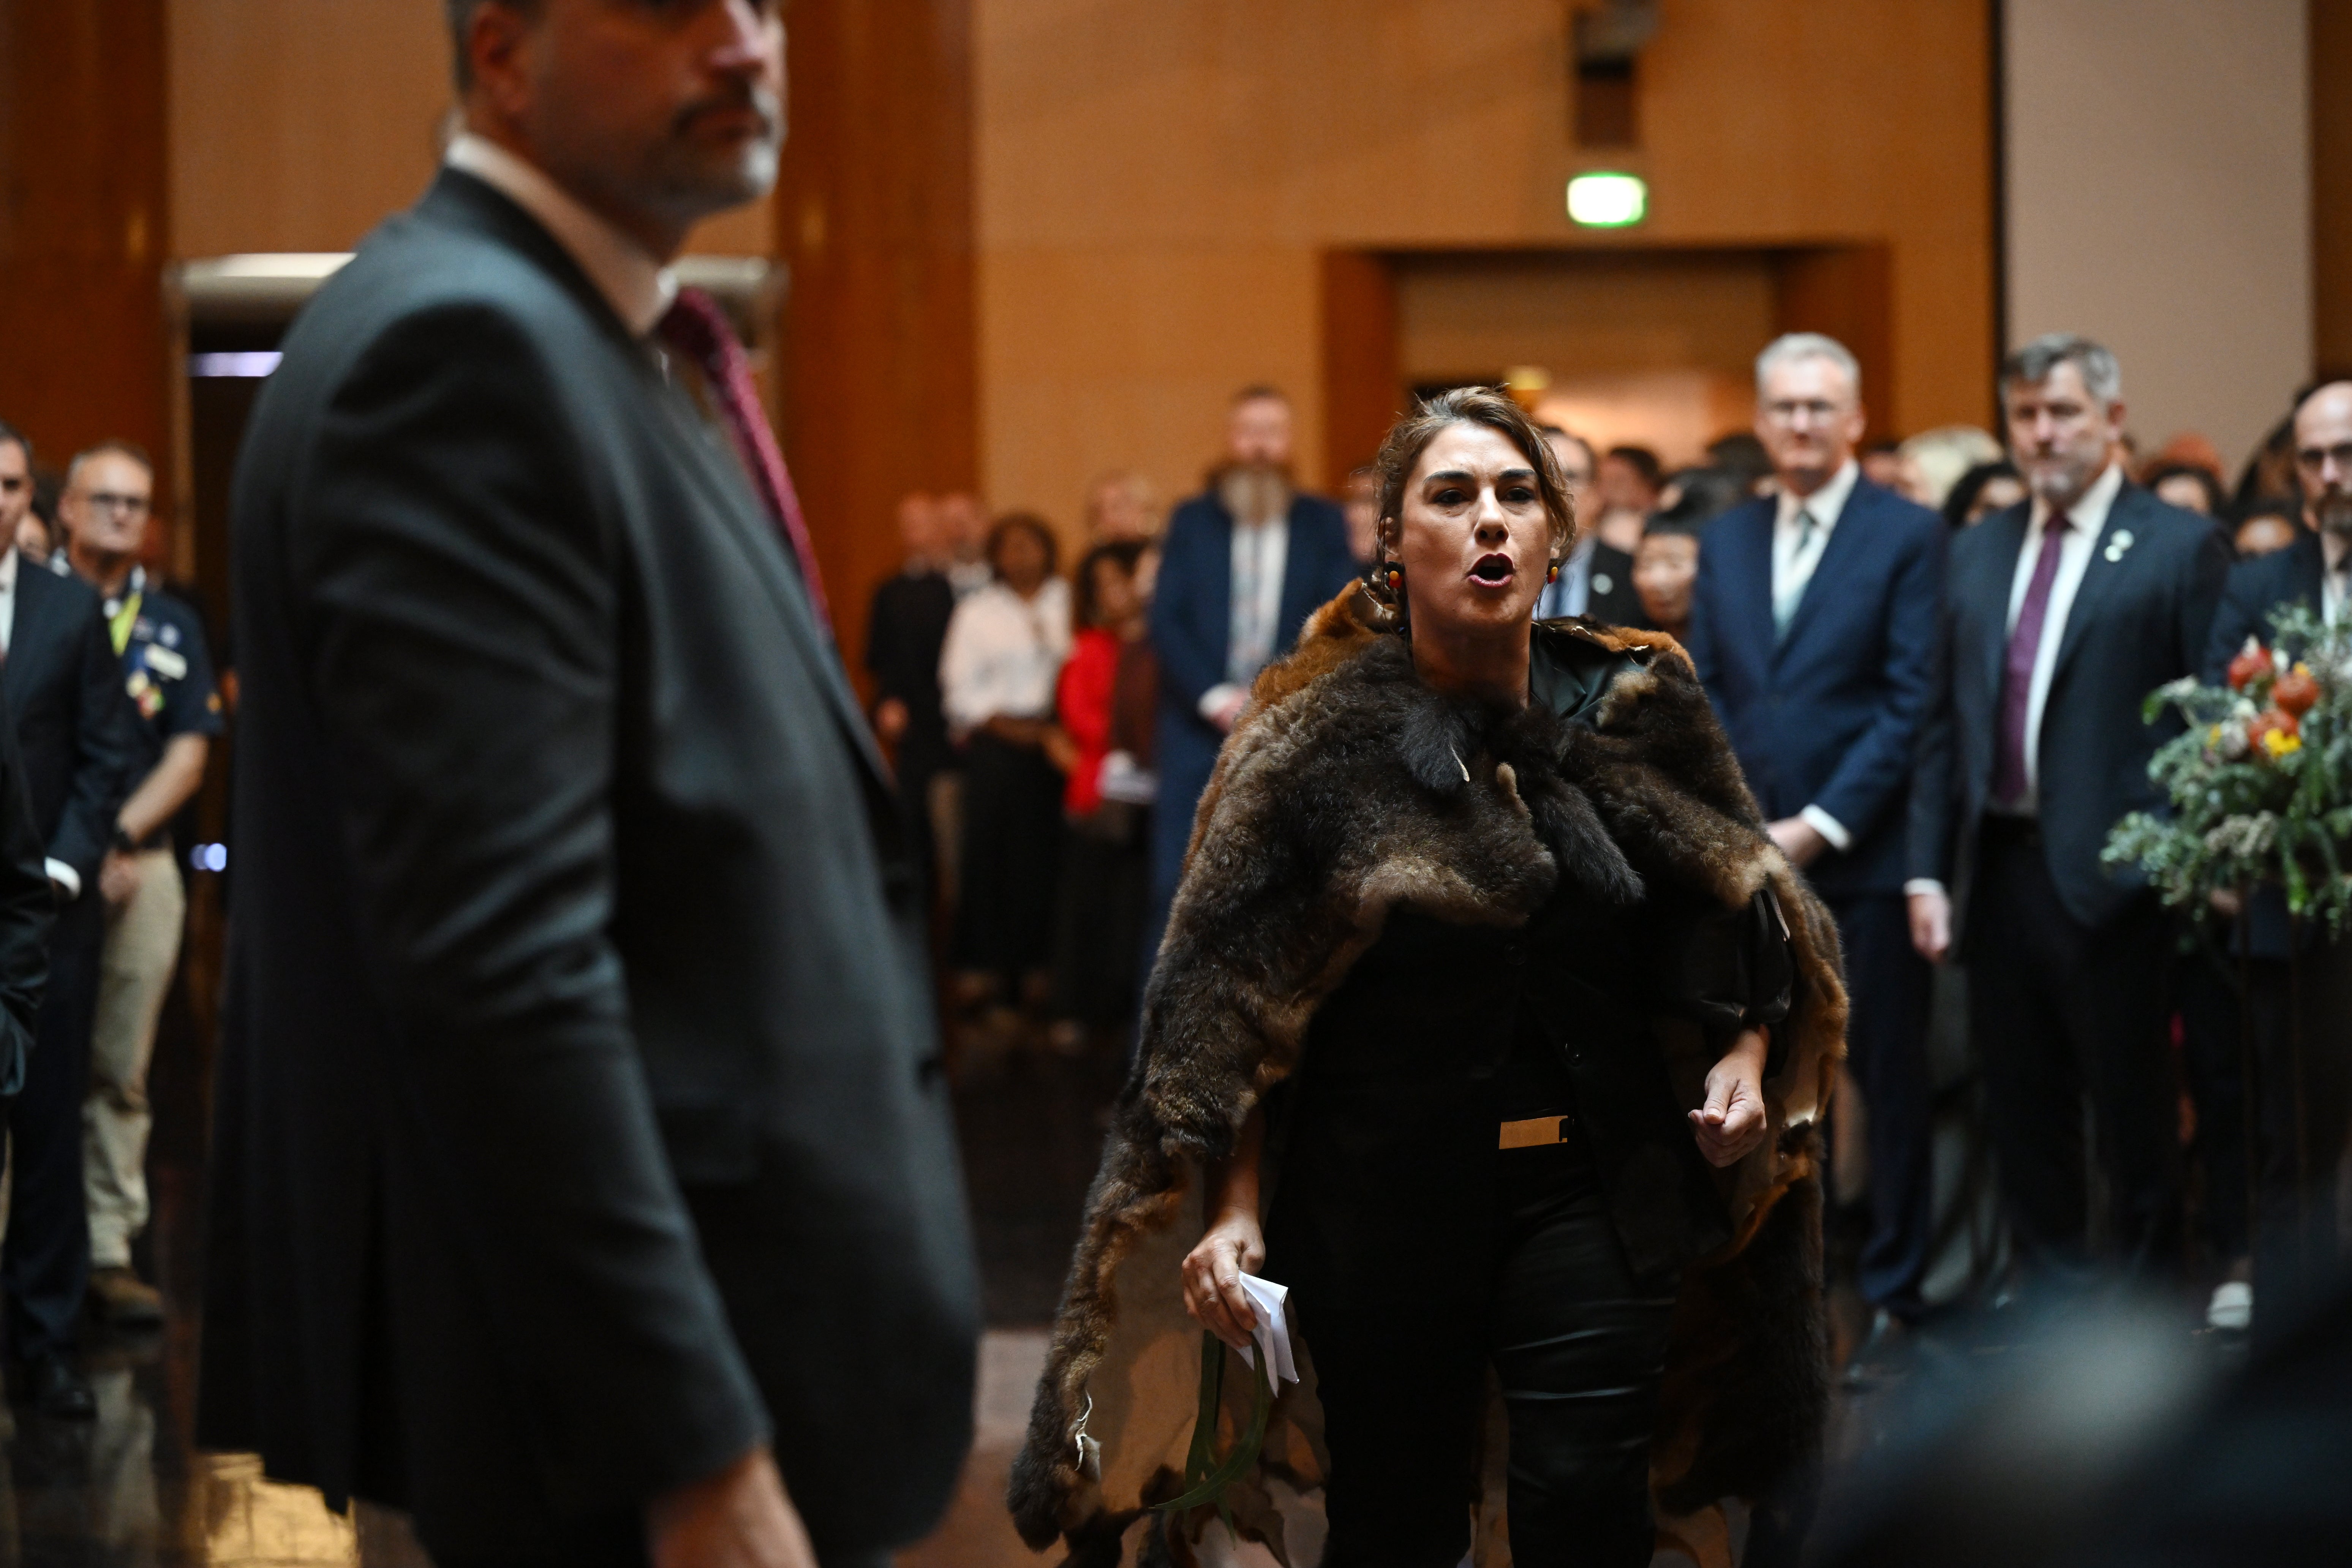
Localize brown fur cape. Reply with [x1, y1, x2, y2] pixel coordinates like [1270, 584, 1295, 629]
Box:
[1010, 585, 1848, 1566]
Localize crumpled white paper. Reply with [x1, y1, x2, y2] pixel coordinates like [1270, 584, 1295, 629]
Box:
[1231, 1273, 1299, 1388]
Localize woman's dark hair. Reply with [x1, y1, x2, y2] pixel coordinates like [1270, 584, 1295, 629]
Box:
[1942, 460, 2021, 529]
[1653, 466, 1745, 531]
[1372, 387, 1574, 565]
[1071, 540, 1146, 628]
[985, 511, 1059, 579]
[2142, 462, 2227, 519]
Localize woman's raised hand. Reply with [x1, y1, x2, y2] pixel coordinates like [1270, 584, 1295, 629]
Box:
[1690, 1027, 1771, 1168]
[1181, 1211, 1266, 1352]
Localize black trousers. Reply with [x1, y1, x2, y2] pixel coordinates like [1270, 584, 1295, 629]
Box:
[1304, 1138, 1679, 1568]
[1827, 891, 1933, 1318]
[1964, 820, 2180, 1279]
[2, 891, 100, 1360]
[2173, 947, 2250, 1265]
[951, 732, 1063, 989]
[2243, 951, 2352, 1332]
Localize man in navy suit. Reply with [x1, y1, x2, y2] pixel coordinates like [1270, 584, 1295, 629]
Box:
[1147, 387, 1358, 959]
[2199, 379, 2352, 1328]
[1911, 335, 2227, 1290]
[1687, 333, 1944, 1366]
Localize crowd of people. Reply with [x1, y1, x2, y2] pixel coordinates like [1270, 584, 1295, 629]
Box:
[878, 332, 2352, 1361]
[0, 424, 221, 1418]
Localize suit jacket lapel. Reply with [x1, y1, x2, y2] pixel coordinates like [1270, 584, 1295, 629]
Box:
[1720, 503, 1778, 677]
[1975, 506, 2030, 707]
[1276, 498, 1322, 646]
[1776, 490, 1871, 667]
[2291, 529, 2327, 610]
[645, 366, 893, 792]
[2051, 487, 2143, 681]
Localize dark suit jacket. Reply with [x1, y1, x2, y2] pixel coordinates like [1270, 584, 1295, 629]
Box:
[1539, 540, 1645, 626]
[3, 561, 138, 891]
[1687, 480, 1945, 900]
[1587, 541, 1645, 626]
[1148, 488, 1358, 891]
[1910, 483, 2229, 933]
[865, 568, 956, 781]
[0, 705, 54, 1095]
[2201, 529, 2330, 959]
[2204, 528, 2327, 683]
[197, 170, 978, 1563]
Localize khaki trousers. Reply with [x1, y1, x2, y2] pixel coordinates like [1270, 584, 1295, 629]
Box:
[84, 848, 183, 1269]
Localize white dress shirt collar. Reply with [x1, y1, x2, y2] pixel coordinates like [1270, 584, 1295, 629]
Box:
[1773, 457, 1861, 536]
[0, 545, 17, 657]
[445, 133, 677, 337]
[2324, 529, 2350, 622]
[2027, 460, 2123, 540]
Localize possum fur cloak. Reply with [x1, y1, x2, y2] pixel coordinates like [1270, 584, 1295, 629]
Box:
[1009, 583, 1849, 1566]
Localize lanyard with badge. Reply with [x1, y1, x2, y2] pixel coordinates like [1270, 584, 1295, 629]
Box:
[104, 566, 145, 658]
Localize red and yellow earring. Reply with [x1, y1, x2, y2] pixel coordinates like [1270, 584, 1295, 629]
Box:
[1383, 562, 1405, 594]
[1546, 560, 1561, 583]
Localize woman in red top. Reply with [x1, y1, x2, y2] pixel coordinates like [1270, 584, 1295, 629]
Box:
[1047, 542, 1155, 1051]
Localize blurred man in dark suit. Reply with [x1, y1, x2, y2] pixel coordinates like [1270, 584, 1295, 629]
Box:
[1687, 333, 1944, 1370]
[194, 4, 978, 1566]
[0, 427, 139, 1419]
[1910, 334, 2227, 1289]
[2199, 378, 2352, 1329]
[866, 492, 958, 902]
[1533, 425, 1645, 626]
[1146, 387, 1356, 958]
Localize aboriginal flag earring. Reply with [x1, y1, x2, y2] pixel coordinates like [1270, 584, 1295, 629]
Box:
[1546, 559, 1561, 583]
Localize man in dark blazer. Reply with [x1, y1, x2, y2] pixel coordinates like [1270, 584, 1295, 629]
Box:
[1147, 387, 1358, 954]
[2199, 378, 2352, 1327]
[0, 439, 138, 1418]
[1910, 335, 2228, 1287]
[1534, 425, 1646, 626]
[866, 493, 958, 901]
[1689, 333, 1944, 1361]
[194, 5, 977, 1566]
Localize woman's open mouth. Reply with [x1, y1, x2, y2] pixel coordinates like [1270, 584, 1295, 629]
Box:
[1468, 553, 1516, 586]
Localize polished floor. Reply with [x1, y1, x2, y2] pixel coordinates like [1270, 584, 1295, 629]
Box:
[0, 1008, 2235, 1566]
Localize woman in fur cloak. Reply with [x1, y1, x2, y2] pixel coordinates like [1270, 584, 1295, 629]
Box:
[1012, 389, 1847, 1568]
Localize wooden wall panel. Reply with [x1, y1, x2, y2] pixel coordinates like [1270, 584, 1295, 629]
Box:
[0, 0, 173, 544]
[1320, 251, 1400, 484]
[2315, 0, 2352, 379]
[777, 0, 977, 678]
[1775, 246, 1895, 446]
[166, 0, 772, 259]
[977, 0, 1995, 529]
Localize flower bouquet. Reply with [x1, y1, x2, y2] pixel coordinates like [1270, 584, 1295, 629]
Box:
[2104, 602, 2352, 934]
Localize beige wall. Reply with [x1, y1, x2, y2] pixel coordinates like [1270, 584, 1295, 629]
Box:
[2004, 0, 2310, 473]
[166, 0, 769, 257]
[977, 0, 1994, 537]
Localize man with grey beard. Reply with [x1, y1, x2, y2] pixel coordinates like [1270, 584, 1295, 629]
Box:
[195, 3, 978, 1565]
[2199, 378, 2352, 1333]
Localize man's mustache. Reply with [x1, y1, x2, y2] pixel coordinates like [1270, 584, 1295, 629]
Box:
[674, 84, 781, 139]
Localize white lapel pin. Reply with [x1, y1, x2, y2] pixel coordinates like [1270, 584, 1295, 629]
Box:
[2104, 528, 2134, 564]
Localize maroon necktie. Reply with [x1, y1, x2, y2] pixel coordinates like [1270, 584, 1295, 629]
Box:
[656, 287, 833, 633]
[1993, 512, 2070, 808]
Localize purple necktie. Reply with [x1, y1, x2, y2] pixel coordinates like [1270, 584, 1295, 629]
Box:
[1993, 512, 2070, 807]
[656, 288, 833, 634]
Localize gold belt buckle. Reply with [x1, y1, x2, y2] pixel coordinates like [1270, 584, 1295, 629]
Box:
[1498, 1115, 1566, 1150]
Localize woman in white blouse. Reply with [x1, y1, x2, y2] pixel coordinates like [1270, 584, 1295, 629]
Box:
[938, 513, 1073, 1013]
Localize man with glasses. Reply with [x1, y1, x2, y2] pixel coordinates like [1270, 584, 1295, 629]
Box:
[55, 441, 223, 1331]
[0, 439, 140, 1416]
[1911, 334, 2226, 1297]
[1686, 332, 1945, 1380]
[2198, 379, 2352, 1329]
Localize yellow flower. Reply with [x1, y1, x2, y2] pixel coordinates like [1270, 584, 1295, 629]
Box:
[2263, 728, 2302, 758]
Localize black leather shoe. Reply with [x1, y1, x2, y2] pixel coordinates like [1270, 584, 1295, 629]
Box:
[1841, 1308, 1914, 1389]
[19, 1355, 95, 1419]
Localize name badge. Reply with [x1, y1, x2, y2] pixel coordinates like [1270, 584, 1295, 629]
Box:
[143, 645, 187, 680]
